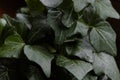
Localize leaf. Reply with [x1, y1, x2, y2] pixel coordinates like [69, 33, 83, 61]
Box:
[40, 0, 63, 7]
[27, 65, 46, 80]
[3, 14, 30, 40]
[80, 7, 117, 56]
[0, 15, 23, 47]
[93, 52, 120, 80]
[66, 36, 94, 63]
[89, 21, 117, 56]
[25, 0, 45, 16]
[12, 19, 30, 41]
[24, 45, 54, 77]
[0, 34, 25, 58]
[0, 65, 10, 80]
[3, 14, 14, 27]
[20, 7, 30, 14]
[0, 19, 7, 45]
[64, 19, 89, 41]
[82, 73, 98, 80]
[48, 9, 89, 45]
[59, 0, 73, 10]
[62, 7, 76, 28]
[98, 74, 111, 80]
[56, 55, 93, 80]
[27, 15, 53, 44]
[82, 5, 102, 26]
[0, 26, 15, 46]
[93, 0, 119, 19]
[0, 19, 6, 37]
[72, 0, 95, 12]
[75, 21, 89, 36]
[51, 64, 78, 80]
[16, 13, 32, 29]
[47, 9, 68, 45]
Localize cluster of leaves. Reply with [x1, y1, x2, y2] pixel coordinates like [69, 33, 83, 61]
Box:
[0, 0, 120, 80]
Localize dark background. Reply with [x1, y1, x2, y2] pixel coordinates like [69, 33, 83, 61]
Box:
[0, 0, 25, 17]
[0, 0, 120, 68]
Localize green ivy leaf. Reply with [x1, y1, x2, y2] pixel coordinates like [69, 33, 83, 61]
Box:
[72, 0, 95, 12]
[0, 19, 7, 45]
[82, 5, 102, 26]
[0, 19, 6, 37]
[82, 73, 98, 80]
[59, 0, 73, 10]
[4, 14, 30, 41]
[25, 0, 45, 16]
[0, 34, 25, 58]
[80, 7, 117, 56]
[51, 64, 78, 80]
[75, 21, 89, 36]
[40, 0, 63, 7]
[93, 52, 120, 80]
[47, 9, 68, 45]
[63, 19, 89, 41]
[90, 21, 117, 56]
[62, 7, 76, 28]
[27, 15, 53, 44]
[93, 0, 119, 19]
[66, 37, 94, 63]
[24, 45, 54, 77]
[0, 66, 10, 80]
[98, 74, 111, 80]
[16, 13, 32, 29]
[56, 55, 93, 80]
[2, 15, 22, 36]
[20, 7, 30, 14]
[27, 65, 46, 80]
[0, 26, 15, 47]
[48, 9, 86, 45]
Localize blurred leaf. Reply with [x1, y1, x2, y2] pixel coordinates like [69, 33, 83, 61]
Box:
[20, 7, 30, 14]
[79, 7, 117, 56]
[74, 21, 89, 36]
[59, 0, 73, 10]
[93, 52, 120, 80]
[93, 0, 119, 19]
[98, 74, 111, 80]
[62, 7, 76, 28]
[51, 64, 78, 80]
[25, 0, 45, 16]
[16, 13, 32, 29]
[24, 45, 54, 77]
[2, 14, 30, 42]
[27, 15, 53, 44]
[47, 9, 68, 45]
[82, 5, 102, 26]
[82, 73, 98, 80]
[0, 19, 7, 45]
[27, 65, 46, 80]
[2, 15, 18, 39]
[56, 55, 93, 80]
[40, 0, 63, 7]
[48, 9, 86, 45]
[0, 65, 10, 80]
[66, 36, 94, 63]
[0, 19, 6, 37]
[72, 0, 95, 12]
[0, 34, 25, 58]
[90, 21, 117, 56]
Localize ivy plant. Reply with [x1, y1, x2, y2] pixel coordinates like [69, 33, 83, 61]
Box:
[0, 0, 120, 80]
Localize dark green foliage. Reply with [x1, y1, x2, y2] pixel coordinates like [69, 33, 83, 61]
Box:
[0, 0, 120, 80]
